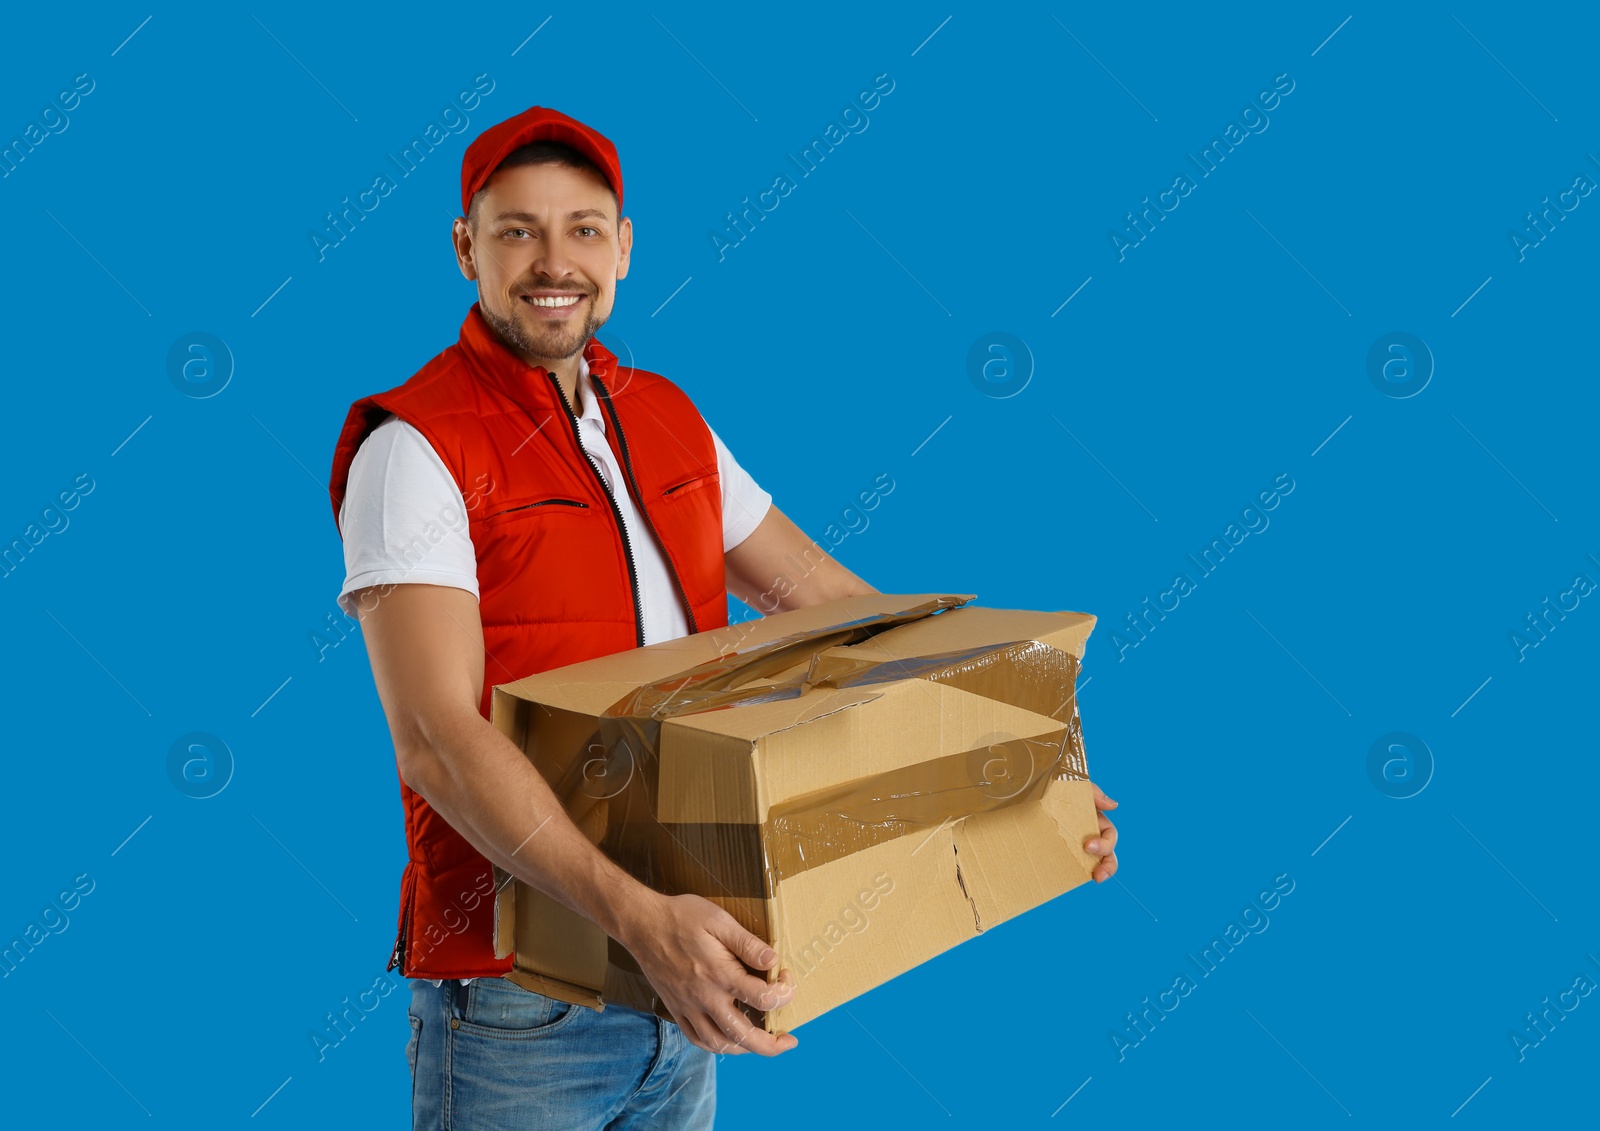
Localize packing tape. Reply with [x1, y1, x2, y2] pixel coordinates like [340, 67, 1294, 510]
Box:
[606, 595, 973, 720]
[542, 601, 1088, 900]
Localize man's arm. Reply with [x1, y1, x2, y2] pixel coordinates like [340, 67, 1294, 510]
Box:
[353, 581, 797, 1055]
[724, 505, 878, 612]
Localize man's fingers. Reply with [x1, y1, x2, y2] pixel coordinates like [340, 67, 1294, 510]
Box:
[708, 913, 778, 971]
[1085, 816, 1118, 856]
[684, 1011, 745, 1055]
[731, 967, 795, 1012]
[1094, 850, 1119, 882]
[1091, 781, 1119, 809]
[711, 1006, 797, 1057]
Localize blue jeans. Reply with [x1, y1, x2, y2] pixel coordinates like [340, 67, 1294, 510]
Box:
[407, 976, 716, 1129]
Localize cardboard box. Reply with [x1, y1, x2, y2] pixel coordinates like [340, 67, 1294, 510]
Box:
[489, 593, 1100, 1033]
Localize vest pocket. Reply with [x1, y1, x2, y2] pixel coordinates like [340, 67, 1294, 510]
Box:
[661, 471, 719, 501]
[483, 498, 590, 521]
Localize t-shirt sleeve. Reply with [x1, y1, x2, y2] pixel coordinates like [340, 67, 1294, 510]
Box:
[336, 415, 480, 618]
[707, 421, 772, 552]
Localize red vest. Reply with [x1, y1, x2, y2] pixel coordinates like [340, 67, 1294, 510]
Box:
[328, 303, 730, 979]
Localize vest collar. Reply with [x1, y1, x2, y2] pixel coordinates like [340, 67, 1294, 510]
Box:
[455, 301, 621, 416]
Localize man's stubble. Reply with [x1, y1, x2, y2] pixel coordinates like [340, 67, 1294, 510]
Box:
[478, 281, 608, 365]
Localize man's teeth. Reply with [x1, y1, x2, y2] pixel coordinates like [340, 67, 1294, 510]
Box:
[526, 294, 581, 308]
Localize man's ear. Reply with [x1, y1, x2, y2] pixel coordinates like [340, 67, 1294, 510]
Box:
[616, 216, 633, 281]
[453, 217, 478, 281]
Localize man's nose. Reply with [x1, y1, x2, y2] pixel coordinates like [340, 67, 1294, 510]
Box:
[531, 237, 574, 283]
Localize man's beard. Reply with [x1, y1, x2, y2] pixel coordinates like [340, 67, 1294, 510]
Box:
[480, 286, 606, 363]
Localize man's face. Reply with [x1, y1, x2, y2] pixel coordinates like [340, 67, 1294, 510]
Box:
[453, 161, 632, 367]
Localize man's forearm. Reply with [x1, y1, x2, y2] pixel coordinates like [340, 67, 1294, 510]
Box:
[402, 704, 658, 945]
[725, 506, 881, 614]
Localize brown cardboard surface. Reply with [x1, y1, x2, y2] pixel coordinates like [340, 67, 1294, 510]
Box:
[490, 593, 1098, 1032]
[764, 776, 1100, 1031]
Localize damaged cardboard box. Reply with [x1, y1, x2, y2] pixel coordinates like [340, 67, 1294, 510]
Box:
[489, 592, 1100, 1033]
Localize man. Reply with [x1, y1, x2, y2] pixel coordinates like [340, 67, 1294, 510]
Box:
[328, 105, 1120, 1129]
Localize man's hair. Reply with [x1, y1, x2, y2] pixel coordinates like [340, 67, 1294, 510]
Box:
[465, 141, 619, 230]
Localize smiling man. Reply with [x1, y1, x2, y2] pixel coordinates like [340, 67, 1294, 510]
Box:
[327, 105, 1119, 1130]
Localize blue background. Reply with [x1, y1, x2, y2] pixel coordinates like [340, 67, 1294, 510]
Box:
[2, 2, 1595, 1126]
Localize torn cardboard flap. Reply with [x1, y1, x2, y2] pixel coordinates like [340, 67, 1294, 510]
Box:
[490, 593, 1099, 1031]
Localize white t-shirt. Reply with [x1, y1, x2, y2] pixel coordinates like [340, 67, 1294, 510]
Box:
[337, 355, 773, 638]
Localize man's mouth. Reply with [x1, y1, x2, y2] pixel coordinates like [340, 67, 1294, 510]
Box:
[520, 293, 585, 309]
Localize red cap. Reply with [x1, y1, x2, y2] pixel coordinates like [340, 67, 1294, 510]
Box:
[459, 106, 624, 218]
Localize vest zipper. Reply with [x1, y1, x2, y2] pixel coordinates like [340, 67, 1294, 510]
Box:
[544, 370, 646, 649]
[590, 373, 700, 635]
[388, 875, 414, 974]
[387, 919, 406, 973]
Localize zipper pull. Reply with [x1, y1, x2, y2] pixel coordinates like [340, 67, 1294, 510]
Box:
[388, 921, 407, 972]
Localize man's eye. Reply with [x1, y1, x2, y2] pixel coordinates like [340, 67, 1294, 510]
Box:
[504, 228, 529, 238]
[577, 226, 599, 238]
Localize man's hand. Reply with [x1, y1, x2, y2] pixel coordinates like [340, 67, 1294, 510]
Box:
[1084, 782, 1119, 882]
[619, 891, 799, 1057]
